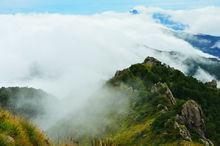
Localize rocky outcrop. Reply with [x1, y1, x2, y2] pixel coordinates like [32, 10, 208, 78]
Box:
[206, 80, 217, 88]
[173, 121, 192, 141]
[176, 100, 214, 146]
[151, 82, 176, 106]
[143, 57, 161, 66]
[165, 118, 192, 141]
[200, 138, 214, 146]
[179, 100, 205, 138]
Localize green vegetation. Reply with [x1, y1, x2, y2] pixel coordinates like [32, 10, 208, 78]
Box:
[0, 109, 51, 146]
[105, 57, 220, 145]
[0, 57, 219, 146]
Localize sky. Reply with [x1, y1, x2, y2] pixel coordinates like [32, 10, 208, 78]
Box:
[0, 0, 220, 14]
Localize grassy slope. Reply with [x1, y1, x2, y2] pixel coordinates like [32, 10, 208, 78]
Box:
[0, 109, 51, 146]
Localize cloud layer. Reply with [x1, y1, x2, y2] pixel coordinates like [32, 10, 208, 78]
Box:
[0, 7, 219, 130]
[135, 6, 220, 35]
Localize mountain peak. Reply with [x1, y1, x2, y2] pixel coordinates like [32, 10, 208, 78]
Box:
[143, 56, 161, 66]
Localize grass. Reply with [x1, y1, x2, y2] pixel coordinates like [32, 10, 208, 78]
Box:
[0, 109, 51, 146]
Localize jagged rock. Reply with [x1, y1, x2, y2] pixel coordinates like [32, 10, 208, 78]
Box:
[173, 121, 192, 141]
[165, 119, 192, 141]
[176, 100, 214, 146]
[200, 138, 214, 146]
[143, 57, 161, 66]
[151, 82, 176, 106]
[157, 104, 168, 113]
[206, 80, 217, 88]
[180, 100, 205, 138]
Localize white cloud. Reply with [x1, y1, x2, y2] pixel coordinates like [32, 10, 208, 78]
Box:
[134, 6, 220, 35]
[212, 41, 220, 49]
[194, 67, 216, 82]
[0, 8, 219, 130]
[0, 12, 210, 97]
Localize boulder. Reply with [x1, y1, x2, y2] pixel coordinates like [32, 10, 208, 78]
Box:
[178, 100, 214, 146]
[180, 100, 205, 138]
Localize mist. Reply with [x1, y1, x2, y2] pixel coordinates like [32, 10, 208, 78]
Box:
[0, 7, 220, 140]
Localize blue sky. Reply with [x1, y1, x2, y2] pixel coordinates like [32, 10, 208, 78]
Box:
[0, 0, 220, 14]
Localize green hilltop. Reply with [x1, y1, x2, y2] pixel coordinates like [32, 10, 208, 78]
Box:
[103, 57, 220, 146]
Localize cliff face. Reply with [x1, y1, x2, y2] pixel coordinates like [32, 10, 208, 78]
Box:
[105, 57, 219, 146]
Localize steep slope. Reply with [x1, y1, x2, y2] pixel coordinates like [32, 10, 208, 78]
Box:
[104, 57, 219, 145]
[0, 109, 51, 146]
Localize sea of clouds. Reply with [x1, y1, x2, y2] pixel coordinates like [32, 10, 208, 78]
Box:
[0, 6, 219, 131]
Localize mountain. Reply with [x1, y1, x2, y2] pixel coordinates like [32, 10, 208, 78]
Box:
[168, 31, 220, 58]
[101, 56, 219, 146]
[47, 57, 220, 146]
[0, 57, 219, 146]
[152, 13, 188, 31]
[150, 11, 220, 58]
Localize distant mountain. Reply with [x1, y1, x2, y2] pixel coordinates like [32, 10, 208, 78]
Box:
[151, 48, 220, 80]
[0, 87, 52, 120]
[153, 13, 188, 31]
[150, 12, 220, 58]
[130, 9, 140, 15]
[168, 31, 220, 58]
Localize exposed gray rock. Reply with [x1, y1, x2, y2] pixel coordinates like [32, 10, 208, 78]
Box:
[178, 100, 214, 146]
[165, 118, 192, 141]
[151, 82, 176, 106]
[180, 100, 205, 138]
[143, 57, 161, 66]
[200, 138, 214, 146]
[173, 121, 192, 141]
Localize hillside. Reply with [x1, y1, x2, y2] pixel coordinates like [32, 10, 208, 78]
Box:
[103, 57, 220, 146]
[47, 57, 220, 146]
[0, 57, 220, 146]
[0, 109, 51, 146]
